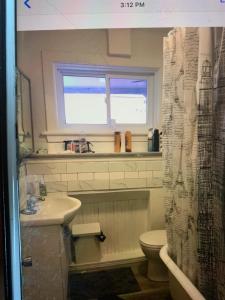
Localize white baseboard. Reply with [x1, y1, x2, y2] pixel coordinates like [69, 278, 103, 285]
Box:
[69, 249, 146, 272]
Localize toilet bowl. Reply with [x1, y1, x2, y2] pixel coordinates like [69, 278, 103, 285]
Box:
[139, 230, 168, 281]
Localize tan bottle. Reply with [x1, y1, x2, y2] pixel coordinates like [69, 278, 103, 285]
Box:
[114, 132, 121, 152]
[125, 131, 132, 152]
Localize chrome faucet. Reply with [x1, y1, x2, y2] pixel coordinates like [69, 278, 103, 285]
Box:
[21, 195, 38, 215]
[21, 194, 46, 215]
[20, 180, 47, 215]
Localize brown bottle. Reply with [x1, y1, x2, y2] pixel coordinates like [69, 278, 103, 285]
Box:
[114, 132, 121, 152]
[125, 131, 132, 152]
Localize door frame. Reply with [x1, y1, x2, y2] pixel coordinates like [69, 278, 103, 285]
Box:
[0, 0, 22, 299]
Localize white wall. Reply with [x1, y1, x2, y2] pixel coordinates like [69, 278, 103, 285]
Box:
[19, 155, 165, 262]
[17, 28, 169, 152]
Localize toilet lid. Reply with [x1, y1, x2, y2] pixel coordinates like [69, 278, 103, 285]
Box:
[139, 230, 167, 247]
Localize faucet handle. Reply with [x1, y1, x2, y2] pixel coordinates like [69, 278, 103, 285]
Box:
[27, 195, 37, 210]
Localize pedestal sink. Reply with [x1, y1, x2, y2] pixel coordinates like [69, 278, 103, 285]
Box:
[20, 195, 81, 227]
[21, 195, 81, 300]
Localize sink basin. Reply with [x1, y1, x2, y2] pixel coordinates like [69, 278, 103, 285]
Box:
[20, 196, 81, 227]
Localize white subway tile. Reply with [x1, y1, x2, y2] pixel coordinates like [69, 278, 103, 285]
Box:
[79, 180, 96, 191]
[109, 162, 125, 172]
[110, 179, 127, 189]
[124, 161, 138, 172]
[137, 161, 148, 171]
[93, 180, 109, 190]
[148, 177, 163, 188]
[26, 175, 42, 182]
[124, 178, 147, 189]
[110, 172, 124, 180]
[125, 172, 139, 179]
[26, 163, 66, 175]
[138, 171, 148, 178]
[61, 173, 77, 182]
[44, 174, 61, 182]
[78, 173, 94, 181]
[146, 160, 162, 171]
[47, 192, 68, 197]
[45, 182, 67, 192]
[67, 181, 81, 192]
[67, 162, 108, 173]
[94, 172, 110, 180]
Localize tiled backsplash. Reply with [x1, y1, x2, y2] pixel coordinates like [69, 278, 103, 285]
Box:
[19, 155, 163, 208]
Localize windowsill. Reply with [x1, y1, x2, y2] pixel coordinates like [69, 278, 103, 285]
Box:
[26, 152, 162, 160]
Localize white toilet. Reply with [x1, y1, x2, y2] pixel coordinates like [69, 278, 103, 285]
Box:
[139, 230, 168, 281]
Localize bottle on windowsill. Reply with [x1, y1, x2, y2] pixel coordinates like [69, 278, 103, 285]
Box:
[147, 128, 153, 152]
[114, 131, 121, 153]
[125, 131, 132, 152]
[152, 129, 159, 152]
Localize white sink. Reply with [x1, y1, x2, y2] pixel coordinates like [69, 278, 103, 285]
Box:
[20, 196, 81, 227]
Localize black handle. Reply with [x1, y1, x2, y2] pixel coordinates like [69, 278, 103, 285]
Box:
[96, 231, 106, 242]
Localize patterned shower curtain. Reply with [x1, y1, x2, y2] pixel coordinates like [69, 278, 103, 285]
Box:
[162, 27, 225, 300]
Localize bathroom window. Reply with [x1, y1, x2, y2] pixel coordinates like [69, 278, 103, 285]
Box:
[63, 76, 107, 125]
[54, 64, 157, 134]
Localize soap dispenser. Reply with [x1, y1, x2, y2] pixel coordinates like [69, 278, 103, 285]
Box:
[152, 129, 159, 152]
[39, 177, 47, 197]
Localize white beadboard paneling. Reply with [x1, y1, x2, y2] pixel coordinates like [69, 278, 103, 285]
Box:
[149, 188, 165, 229]
[146, 171, 153, 187]
[99, 200, 114, 255]
[71, 191, 149, 260]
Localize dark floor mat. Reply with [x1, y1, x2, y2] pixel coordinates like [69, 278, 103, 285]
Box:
[68, 267, 140, 300]
[98, 296, 122, 300]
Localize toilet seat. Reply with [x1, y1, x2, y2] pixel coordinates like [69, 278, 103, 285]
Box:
[139, 230, 167, 250]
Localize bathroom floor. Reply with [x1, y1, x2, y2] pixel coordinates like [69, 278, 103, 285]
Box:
[68, 261, 172, 300]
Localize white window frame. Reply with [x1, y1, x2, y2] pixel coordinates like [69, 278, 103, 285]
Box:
[53, 63, 158, 135]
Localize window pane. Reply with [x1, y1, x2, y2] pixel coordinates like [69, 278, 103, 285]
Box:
[109, 78, 147, 124]
[63, 76, 107, 124]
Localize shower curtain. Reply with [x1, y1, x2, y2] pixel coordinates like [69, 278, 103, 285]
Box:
[162, 27, 225, 300]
